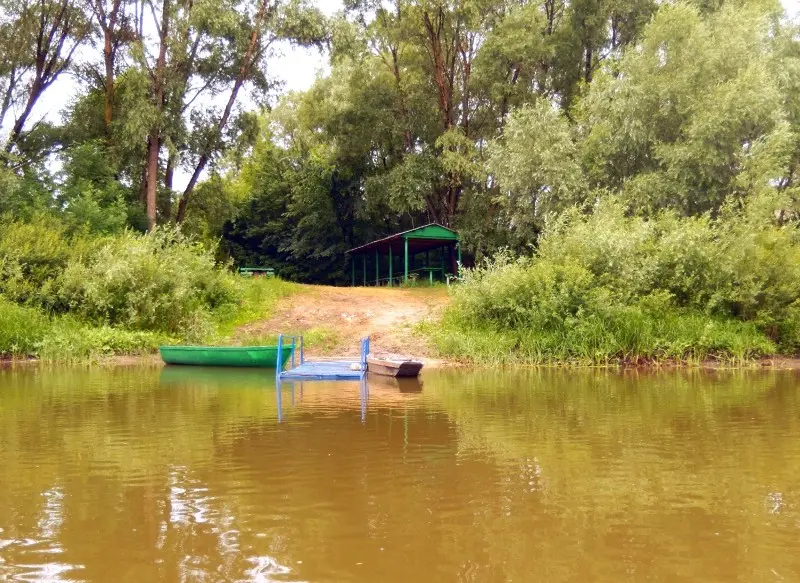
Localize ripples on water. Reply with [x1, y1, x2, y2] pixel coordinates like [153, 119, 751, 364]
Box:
[0, 366, 799, 582]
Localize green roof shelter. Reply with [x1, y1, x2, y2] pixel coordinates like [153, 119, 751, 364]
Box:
[346, 224, 461, 286]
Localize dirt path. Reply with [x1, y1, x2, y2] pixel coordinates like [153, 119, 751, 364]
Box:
[234, 286, 450, 362]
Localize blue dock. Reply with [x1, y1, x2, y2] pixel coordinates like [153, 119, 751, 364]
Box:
[276, 335, 369, 381]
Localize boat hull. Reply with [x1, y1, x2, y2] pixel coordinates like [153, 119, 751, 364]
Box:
[366, 356, 423, 378]
[159, 345, 293, 368]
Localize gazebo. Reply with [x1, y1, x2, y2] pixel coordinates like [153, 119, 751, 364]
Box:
[346, 224, 461, 286]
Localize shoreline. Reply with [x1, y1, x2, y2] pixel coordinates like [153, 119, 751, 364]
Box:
[4, 352, 800, 371]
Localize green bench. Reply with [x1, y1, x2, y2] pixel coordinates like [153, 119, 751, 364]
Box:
[238, 267, 275, 277]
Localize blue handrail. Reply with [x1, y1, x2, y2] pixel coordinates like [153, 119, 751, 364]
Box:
[360, 336, 370, 376]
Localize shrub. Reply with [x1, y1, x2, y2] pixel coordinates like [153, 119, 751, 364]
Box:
[436, 196, 798, 363]
[53, 226, 241, 333]
[0, 215, 91, 305]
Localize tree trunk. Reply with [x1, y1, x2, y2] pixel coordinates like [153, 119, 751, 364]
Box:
[103, 24, 115, 131]
[175, 0, 270, 224]
[422, 9, 454, 131]
[146, 0, 170, 231]
[139, 158, 148, 204]
[164, 150, 176, 219]
[584, 45, 592, 83]
[146, 134, 160, 230]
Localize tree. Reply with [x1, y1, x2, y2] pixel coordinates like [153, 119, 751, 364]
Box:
[488, 100, 586, 245]
[578, 0, 795, 216]
[0, 0, 92, 164]
[125, 0, 325, 230]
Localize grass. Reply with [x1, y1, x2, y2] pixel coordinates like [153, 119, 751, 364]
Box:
[213, 276, 300, 337]
[0, 296, 170, 361]
[0, 298, 51, 358]
[424, 305, 778, 366]
[234, 326, 341, 353]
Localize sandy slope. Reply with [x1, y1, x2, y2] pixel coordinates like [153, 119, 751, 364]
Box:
[234, 285, 450, 362]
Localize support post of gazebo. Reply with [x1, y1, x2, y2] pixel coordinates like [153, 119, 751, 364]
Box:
[362, 254, 366, 286]
[404, 237, 409, 284]
[389, 244, 393, 287]
[375, 249, 379, 286]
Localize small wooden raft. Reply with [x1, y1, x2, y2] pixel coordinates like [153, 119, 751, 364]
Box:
[367, 354, 423, 378]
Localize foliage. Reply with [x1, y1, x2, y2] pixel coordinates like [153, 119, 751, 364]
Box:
[52, 227, 240, 334]
[0, 215, 91, 305]
[578, 1, 798, 216]
[434, 196, 800, 363]
[0, 296, 167, 360]
[221, 124, 367, 283]
[0, 218, 303, 359]
[0, 297, 52, 358]
[488, 101, 586, 244]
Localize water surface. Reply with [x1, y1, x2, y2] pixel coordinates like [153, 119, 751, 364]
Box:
[1, 366, 799, 582]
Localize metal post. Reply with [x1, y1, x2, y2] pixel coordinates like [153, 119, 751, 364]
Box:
[388, 244, 393, 287]
[362, 254, 366, 286]
[276, 334, 283, 383]
[291, 336, 296, 369]
[361, 336, 370, 374]
[457, 240, 462, 268]
[300, 335, 304, 365]
[375, 249, 379, 286]
[441, 246, 446, 280]
[351, 256, 355, 286]
[404, 237, 409, 284]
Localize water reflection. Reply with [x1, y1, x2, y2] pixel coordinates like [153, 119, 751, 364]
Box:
[0, 366, 799, 582]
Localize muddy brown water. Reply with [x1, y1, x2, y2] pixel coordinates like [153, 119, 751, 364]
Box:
[1, 366, 799, 582]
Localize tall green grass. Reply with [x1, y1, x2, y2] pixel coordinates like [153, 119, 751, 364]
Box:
[428, 306, 776, 366]
[0, 296, 168, 360]
[0, 298, 51, 358]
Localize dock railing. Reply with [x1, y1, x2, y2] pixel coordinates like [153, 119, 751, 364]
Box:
[277, 334, 370, 381]
[275, 334, 305, 382]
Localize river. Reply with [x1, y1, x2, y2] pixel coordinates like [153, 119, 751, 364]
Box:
[1, 366, 799, 582]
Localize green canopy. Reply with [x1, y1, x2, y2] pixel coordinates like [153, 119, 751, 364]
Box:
[346, 224, 461, 286]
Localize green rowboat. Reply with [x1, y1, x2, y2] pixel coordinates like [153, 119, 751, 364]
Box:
[159, 345, 294, 368]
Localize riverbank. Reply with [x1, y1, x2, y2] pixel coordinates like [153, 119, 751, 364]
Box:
[0, 283, 450, 365]
[5, 282, 800, 368]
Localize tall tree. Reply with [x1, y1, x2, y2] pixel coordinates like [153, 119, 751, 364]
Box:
[127, 0, 325, 230]
[0, 0, 92, 164]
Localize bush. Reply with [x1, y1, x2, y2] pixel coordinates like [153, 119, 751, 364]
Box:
[436, 196, 798, 363]
[52, 227, 241, 334]
[0, 215, 93, 305]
